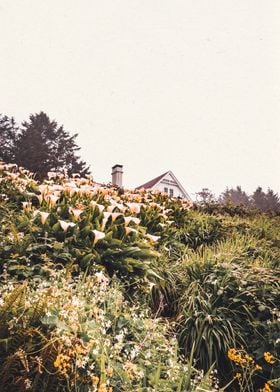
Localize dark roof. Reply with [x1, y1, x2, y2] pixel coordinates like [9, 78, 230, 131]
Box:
[136, 171, 169, 190]
[112, 164, 123, 169]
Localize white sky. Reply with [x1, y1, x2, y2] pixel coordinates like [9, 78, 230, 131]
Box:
[0, 0, 279, 198]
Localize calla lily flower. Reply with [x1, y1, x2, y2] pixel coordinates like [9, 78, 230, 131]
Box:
[59, 220, 76, 232]
[46, 194, 60, 207]
[101, 212, 111, 230]
[92, 230, 105, 245]
[22, 202, 32, 212]
[146, 234, 160, 242]
[36, 194, 43, 204]
[125, 227, 138, 235]
[126, 202, 141, 214]
[40, 211, 50, 225]
[69, 207, 83, 220]
[38, 185, 48, 195]
[90, 201, 105, 213]
[107, 205, 116, 213]
[124, 217, 140, 226]
[111, 212, 122, 222]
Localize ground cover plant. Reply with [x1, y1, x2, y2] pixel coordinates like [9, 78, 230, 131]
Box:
[0, 162, 279, 391]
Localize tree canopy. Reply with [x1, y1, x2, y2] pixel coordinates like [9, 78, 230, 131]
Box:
[0, 112, 90, 179]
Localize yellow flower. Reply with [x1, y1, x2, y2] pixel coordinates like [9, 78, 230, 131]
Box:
[264, 352, 276, 364]
[98, 384, 108, 392]
[91, 375, 99, 385]
[234, 373, 241, 379]
[259, 382, 273, 392]
[54, 355, 61, 368]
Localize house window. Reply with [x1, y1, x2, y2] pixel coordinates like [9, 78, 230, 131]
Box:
[164, 187, 168, 193]
[169, 189, 174, 197]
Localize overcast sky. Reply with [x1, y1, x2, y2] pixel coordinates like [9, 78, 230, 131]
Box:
[0, 1, 279, 198]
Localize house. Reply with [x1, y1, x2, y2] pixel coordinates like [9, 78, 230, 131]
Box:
[136, 171, 192, 201]
[111, 164, 192, 201]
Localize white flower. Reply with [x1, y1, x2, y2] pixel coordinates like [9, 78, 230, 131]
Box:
[46, 194, 60, 207]
[125, 227, 138, 235]
[126, 202, 141, 214]
[40, 211, 50, 225]
[124, 216, 140, 226]
[90, 201, 105, 213]
[92, 230, 105, 245]
[146, 234, 160, 242]
[69, 207, 83, 220]
[22, 201, 32, 212]
[59, 220, 76, 232]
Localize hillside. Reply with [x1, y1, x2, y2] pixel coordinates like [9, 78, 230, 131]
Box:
[0, 163, 279, 391]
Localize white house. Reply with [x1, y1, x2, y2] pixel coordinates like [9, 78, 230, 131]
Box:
[136, 171, 192, 201]
[111, 165, 192, 201]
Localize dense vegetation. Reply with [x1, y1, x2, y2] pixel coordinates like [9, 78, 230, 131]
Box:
[0, 113, 89, 179]
[0, 162, 279, 391]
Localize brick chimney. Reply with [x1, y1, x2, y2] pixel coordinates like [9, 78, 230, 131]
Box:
[111, 164, 123, 187]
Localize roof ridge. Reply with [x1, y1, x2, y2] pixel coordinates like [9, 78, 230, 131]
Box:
[136, 171, 169, 190]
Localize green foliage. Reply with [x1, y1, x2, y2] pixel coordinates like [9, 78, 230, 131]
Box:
[0, 112, 90, 179]
[0, 163, 279, 391]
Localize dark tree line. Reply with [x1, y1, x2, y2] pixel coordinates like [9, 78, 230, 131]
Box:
[196, 186, 280, 213]
[0, 112, 90, 179]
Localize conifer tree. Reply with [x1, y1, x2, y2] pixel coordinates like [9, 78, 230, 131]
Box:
[0, 114, 19, 163]
[14, 112, 90, 179]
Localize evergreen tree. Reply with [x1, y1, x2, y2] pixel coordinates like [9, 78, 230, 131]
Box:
[14, 112, 90, 179]
[251, 187, 280, 212]
[0, 114, 19, 163]
[219, 186, 250, 206]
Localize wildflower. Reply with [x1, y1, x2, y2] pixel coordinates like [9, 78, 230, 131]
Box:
[59, 220, 76, 232]
[259, 382, 273, 392]
[91, 375, 99, 385]
[92, 230, 105, 245]
[264, 352, 276, 364]
[98, 384, 108, 392]
[24, 378, 32, 390]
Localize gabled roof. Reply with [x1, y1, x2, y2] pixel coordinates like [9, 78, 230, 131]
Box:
[136, 172, 169, 190]
[136, 170, 192, 202]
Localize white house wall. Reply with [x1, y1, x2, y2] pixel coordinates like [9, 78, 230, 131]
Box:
[153, 180, 185, 198]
